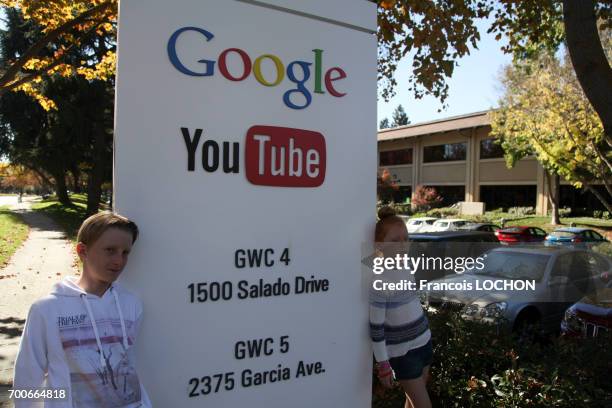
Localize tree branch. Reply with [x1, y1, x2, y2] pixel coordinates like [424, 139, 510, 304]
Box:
[563, 0, 612, 143]
[2, 20, 107, 95]
[0, 1, 114, 89]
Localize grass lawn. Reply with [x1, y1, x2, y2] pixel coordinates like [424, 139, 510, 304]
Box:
[0, 206, 29, 267]
[491, 215, 612, 239]
[504, 215, 612, 229]
[31, 194, 89, 242]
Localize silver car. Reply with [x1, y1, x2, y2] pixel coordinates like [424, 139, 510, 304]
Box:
[425, 247, 612, 333]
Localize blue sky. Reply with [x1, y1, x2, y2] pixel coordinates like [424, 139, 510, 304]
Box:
[377, 19, 512, 126]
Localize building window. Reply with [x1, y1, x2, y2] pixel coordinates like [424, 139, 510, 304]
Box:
[379, 148, 413, 166]
[423, 142, 466, 163]
[480, 138, 504, 159]
[480, 185, 536, 210]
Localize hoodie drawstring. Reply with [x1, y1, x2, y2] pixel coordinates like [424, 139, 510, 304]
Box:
[80, 294, 106, 368]
[110, 287, 129, 349]
[80, 286, 129, 369]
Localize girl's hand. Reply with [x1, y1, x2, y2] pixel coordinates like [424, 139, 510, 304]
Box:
[376, 361, 394, 388]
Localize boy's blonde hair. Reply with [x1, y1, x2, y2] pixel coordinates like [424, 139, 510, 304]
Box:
[77, 211, 139, 245]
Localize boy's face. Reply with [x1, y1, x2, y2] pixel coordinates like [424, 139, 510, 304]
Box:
[77, 228, 134, 284]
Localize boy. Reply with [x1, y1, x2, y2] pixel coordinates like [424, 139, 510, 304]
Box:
[13, 212, 151, 407]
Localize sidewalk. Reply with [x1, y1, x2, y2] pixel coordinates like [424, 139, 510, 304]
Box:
[0, 197, 77, 393]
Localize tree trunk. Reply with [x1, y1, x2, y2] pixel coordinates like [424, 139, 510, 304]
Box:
[71, 165, 82, 194]
[547, 173, 561, 225]
[563, 0, 612, 147]
[585, 184, 612, 214]
[86, 128, 106, 216]
[53, 172, 71, 206]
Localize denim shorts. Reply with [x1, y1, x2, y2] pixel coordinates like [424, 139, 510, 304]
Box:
[389, 340, 433, 380]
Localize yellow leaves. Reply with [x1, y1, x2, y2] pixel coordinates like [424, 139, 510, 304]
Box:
[22, 58, 43, 71]
[7, 1, 117, 33]
[492, 53, 609, 187]
[21, 56, 75, 77]
[3, 1, 119, 110]
[76, 50, 115, 81]
[15, 82, 57, 111]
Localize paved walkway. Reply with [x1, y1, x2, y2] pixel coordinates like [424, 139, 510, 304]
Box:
[0, 197, 77, 392]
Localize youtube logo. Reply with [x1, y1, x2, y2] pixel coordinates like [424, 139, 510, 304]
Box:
[181, 125, 326, 188]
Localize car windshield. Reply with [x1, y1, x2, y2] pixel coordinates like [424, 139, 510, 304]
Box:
[470, 252, 550, 281]
[425, 220, 436, 225]
[500, 227, 522, 233]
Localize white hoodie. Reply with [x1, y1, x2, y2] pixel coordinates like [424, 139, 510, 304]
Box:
[14, 277, 152, 407]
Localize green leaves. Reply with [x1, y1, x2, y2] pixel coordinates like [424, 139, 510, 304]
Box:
[490, 52, 611, 211]
[377, 0, 487, 103]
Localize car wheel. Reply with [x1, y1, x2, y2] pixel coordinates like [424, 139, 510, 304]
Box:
[513, 311, 544, 344]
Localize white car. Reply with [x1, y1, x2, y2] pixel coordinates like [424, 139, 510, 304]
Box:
[405, 217, 439, 233]
[428, 218, 471, 232]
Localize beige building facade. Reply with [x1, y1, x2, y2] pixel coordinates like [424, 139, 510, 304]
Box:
[378, 111, 555, 215]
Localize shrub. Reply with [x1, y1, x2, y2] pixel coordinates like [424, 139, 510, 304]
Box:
[394, 203, 412, 215]
[594, 210, 611, 220]
[426, 207, 459, 218]
[412, 185, 443, 212]
[372, 309, 612, 408]
[376, 201, 413, 217]
[508, 206, 535, 217]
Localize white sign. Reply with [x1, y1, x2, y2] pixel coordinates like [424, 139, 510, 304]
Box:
[113, 1, 376, 406]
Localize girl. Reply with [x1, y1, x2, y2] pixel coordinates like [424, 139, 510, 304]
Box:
[370, 207, 432, 408]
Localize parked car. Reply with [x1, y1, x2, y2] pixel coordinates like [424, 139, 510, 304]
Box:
[561, 287, 612, 338]
[407, 231, 499, 282]
[428, 218, 471, 232]
[495, 226, 547, 244]
[405, 217, 438, 233]
[545, 227, 608, 247]
[426, 247, 612, 334]
[397, 214, 410, 224]
[459, 223, 500, 232]
[408, 230, 499, 243]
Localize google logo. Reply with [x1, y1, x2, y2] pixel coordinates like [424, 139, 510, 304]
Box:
[167, 27, 347, 110]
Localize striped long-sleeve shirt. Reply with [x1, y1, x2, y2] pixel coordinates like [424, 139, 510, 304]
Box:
[369, 271, 431, 362]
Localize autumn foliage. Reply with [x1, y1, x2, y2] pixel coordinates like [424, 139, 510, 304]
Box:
[491, 51, 612, 213]
[377, 168, 399, 204]
[411, 185, 443, 211]
[0, 163, 46, 192]
[0, 0, 117, 109]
